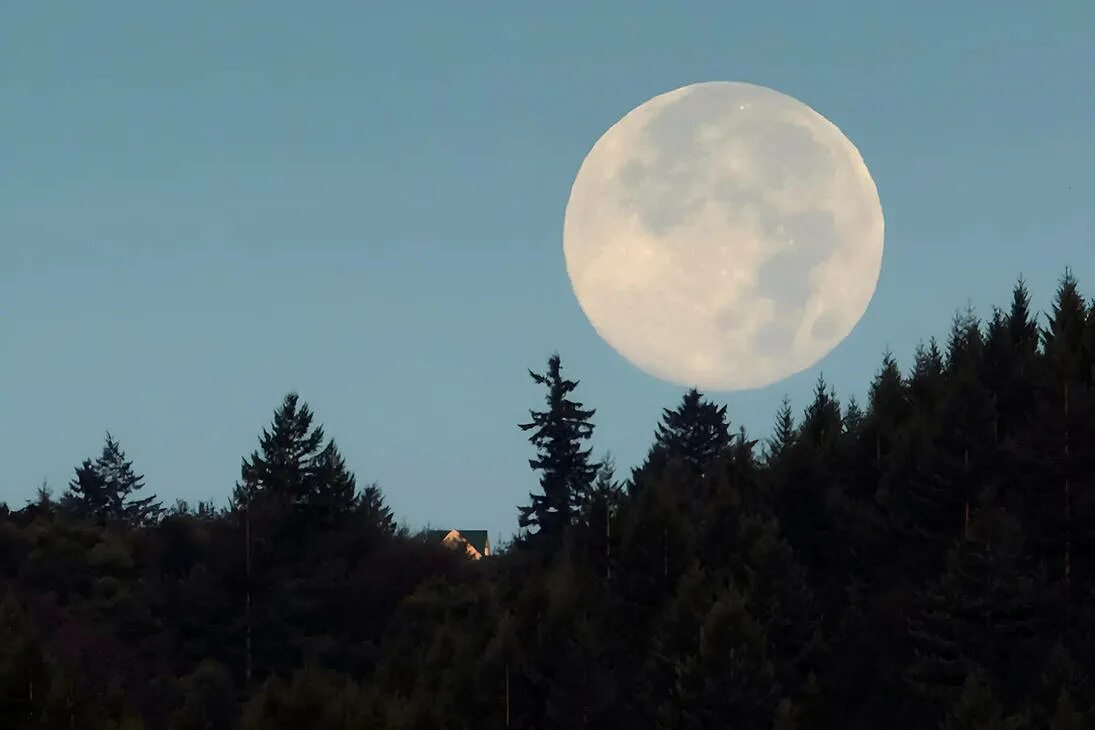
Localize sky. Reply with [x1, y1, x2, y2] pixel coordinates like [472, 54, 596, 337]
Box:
[2, 1, 1093, 546]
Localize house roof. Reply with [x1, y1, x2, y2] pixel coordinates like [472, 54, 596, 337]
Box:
[456, 530, 489, 555]
[427, 529, 490, 556]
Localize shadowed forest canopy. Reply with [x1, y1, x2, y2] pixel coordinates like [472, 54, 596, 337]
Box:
[2, 270, 1095, 728]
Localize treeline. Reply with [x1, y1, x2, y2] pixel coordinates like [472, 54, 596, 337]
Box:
[2, 270, 1095, 728]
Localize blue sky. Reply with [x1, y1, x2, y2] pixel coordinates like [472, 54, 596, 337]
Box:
[2, 1, 1092, 545]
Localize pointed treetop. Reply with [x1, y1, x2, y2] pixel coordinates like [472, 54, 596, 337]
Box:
[867, 350, 908, 422]
[946, 305, 984, 374]
[801, 373, 842, 447]
[648, 387, 731, 475]
[767, 395, 796, 460]
[518, 353, 600, 546]
[1043, 268, 1088, 381]
[844, 395, 864, 433]
[1007, 275, 1039, 353]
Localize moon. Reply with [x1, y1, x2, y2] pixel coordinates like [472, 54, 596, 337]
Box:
[563, 81, 884, 391]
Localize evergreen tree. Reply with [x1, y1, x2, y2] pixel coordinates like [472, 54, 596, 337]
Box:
[1010, 271, 1095, 599]
[639, 388, 732, 480]
[908, 338, 946, 419]
[575, 454, 622, 580]
[304, 440, 359, 527]
[773, 374, 852, 603]
[843, 395, 863, 435]
[766, 396, 797, 463]
[907, 492, 1050, 713]
[671, 586, 779, 729]
[799, 374, 843, 450]
[357, 483, 396, 538]
[64, 433, 160, 526]
[66, 458, 110, 524]
[1042, 269, 1088, 386]
[233, 393, 359, 527]
[517, 354, 599, 550]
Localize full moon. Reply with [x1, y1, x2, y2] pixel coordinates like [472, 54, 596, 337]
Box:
[563, 81, 884, 391]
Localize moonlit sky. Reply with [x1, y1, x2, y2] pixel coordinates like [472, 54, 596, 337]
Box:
[2, 2, 1093, 545]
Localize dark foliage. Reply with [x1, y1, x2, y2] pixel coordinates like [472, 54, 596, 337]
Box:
[2, 272, 1095, 728]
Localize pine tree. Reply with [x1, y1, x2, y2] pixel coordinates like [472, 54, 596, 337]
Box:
[908, 338, 946, 419]
[907, 492, 1049, 711]
[233, 393, 360, 527]
[64, 433, 160, 526]
[639, 389, 731, 480]
[773, 374, 851, 599]
[66, 459, 110, 524]
[671, 586, 779, 728]
[357, 483, 396, 538]
[1010, 271, 1095, 600]
[1042, 269, 1088, 386]
[799, 374, 843, 451]
[766, 396, 797, 464]
[575, 454, 622, 580]
[518, 354, 599, 551]
[865, 351, 910, 452]
[843, 395, 863, 435]
[304, 440, 359, 528]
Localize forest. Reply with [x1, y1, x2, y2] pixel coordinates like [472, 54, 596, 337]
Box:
[2, 270, 1095, 729]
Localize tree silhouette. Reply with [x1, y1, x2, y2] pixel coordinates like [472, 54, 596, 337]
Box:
[518, 354, 599, 551]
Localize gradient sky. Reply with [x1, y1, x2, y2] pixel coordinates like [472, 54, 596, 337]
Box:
[2, 1, 1093, 546]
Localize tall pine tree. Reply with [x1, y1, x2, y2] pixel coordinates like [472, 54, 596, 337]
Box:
[518, 354, 599, 551]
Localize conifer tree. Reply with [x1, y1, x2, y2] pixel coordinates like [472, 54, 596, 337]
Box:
[517, 354, 599, 550]
[66, 458, 110, 524]
[304, 439, 359, 527]
[766, 396, 797, 463]
[864, 352, 910, 462]
[1011, 271, 1095, 598]
[773, 374, 849, 592]
[842, 395, 863, 435]
[799, 374, 843, 450]
[357, 483, 395, 538]
[907, 492, 1049, 710]
[576, 454, 622, 580]
[671, 586, 779, 728]
[1042, 269, 1088, 386]
[233, 393, 359, 526]
[64, 433, 160, 526]
[641, 388, 731, 479]
[908, 338, 946, 419]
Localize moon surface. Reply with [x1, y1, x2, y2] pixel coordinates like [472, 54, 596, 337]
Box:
[563, 81, 884, 391]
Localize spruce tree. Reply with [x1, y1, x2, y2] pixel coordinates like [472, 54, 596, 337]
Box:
[1042, 269, 1088, 386]
[64, 433, 160, 526]
[766, 396, 797, 464]
[1012, 271, 1095, 599]
[517, 354, 599, 550]
[233, 393, 359, 526]
[908, 338, 946, 419]
[66, 458, 110, 524]
[358, 483, 396, 538]
[907, 492, 1049, 711]
[642, 388, 732, 478]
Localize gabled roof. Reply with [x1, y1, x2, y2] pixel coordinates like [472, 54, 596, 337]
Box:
[426, 528, 491, 558]
[456, 530, 490, 556]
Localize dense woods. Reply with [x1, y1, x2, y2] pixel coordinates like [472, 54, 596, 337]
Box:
[3, 270, 1095, 728]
